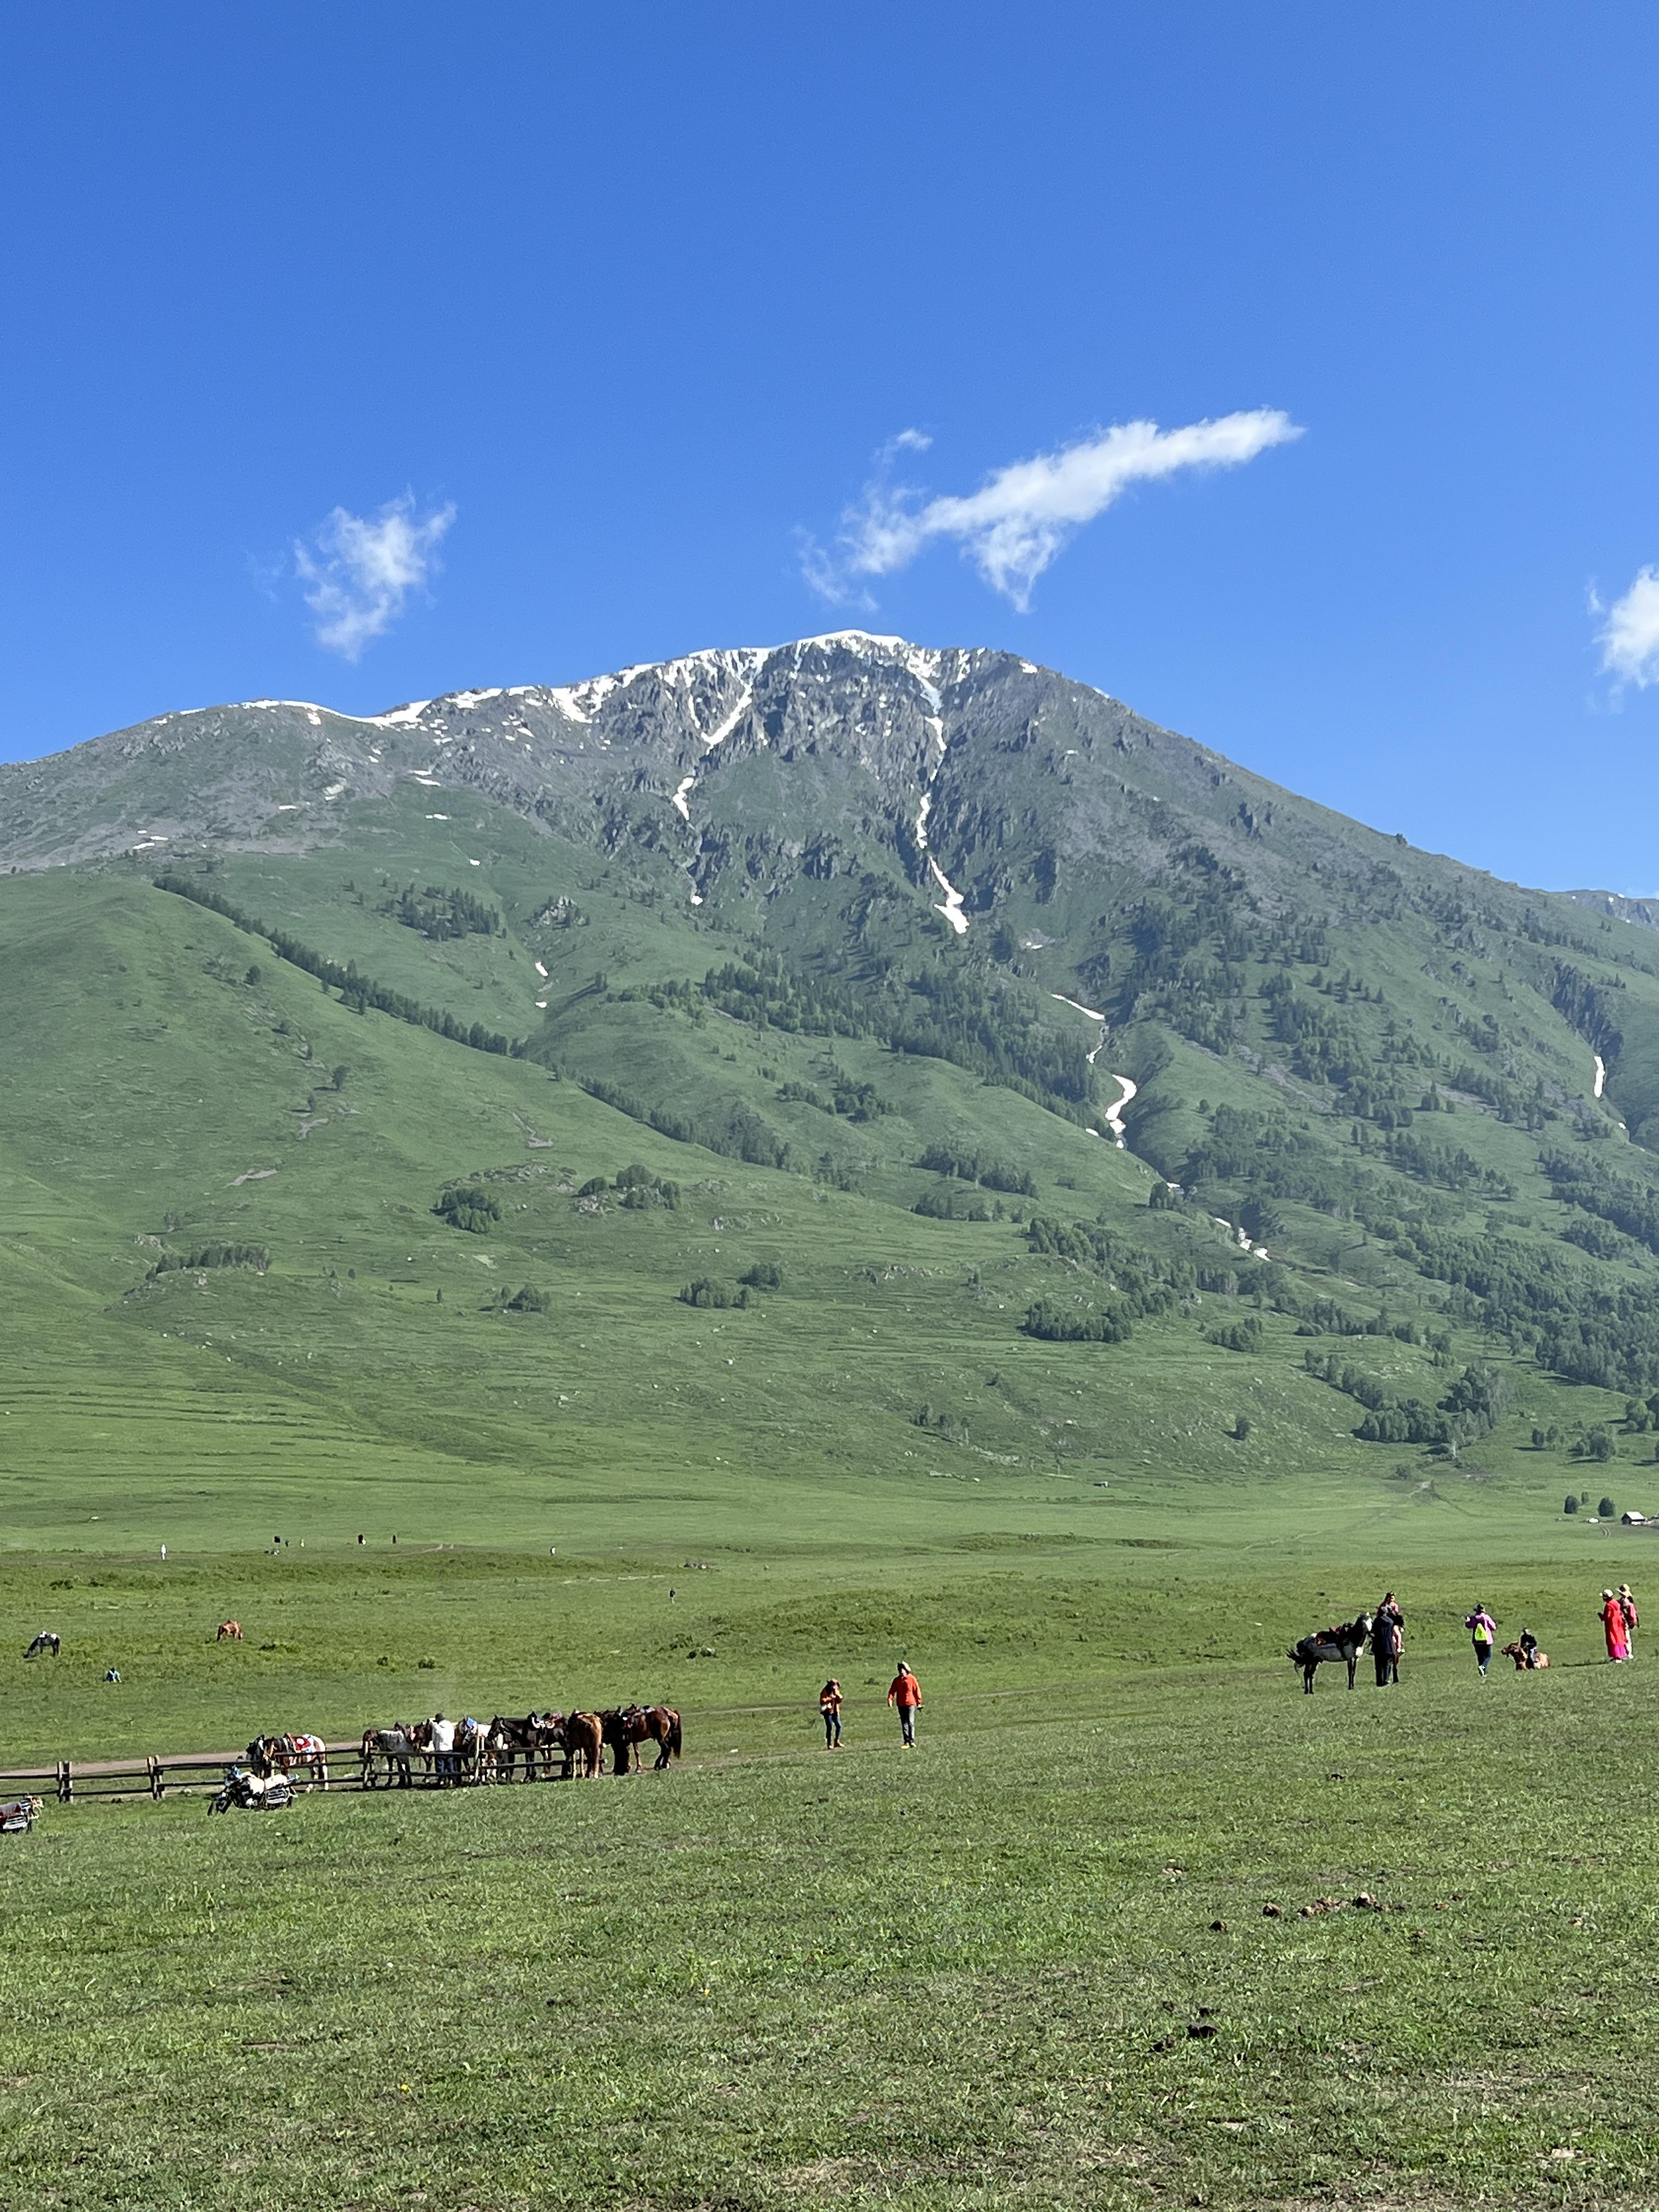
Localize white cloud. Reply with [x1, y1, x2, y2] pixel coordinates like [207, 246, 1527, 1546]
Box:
[1599, 566, 1659, 688]
[295, 494, 456, 659]
[806, 410, 1302, 611]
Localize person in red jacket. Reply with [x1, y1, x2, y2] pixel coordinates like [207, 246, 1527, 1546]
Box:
[887, 1662, 922, 1747]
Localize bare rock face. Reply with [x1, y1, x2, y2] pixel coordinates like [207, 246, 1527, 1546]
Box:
[1, 629, 1421, 947]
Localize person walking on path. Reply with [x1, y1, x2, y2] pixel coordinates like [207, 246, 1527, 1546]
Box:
[1618, 1583, 1639, 1655]
[1373, 1593, 1404, 1686]
[819, 1679, 843, 1750]
[887, 1662, 922, 1747]
[1465, 1604, 1497, 1677]
[1601, 1590, 1631, 1662]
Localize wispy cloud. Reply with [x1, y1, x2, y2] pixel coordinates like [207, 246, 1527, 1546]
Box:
[804, 410, 1302, 611]
[1598, 566, 1659, 689]
[295, 494, 455, 659]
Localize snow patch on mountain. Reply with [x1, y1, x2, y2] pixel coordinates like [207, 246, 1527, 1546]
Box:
[928, 856, 969, 934]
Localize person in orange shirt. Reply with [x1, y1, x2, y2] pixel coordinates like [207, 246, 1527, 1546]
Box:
[819, 1678, 843, 1750]
[887, 1661, 922, 1746]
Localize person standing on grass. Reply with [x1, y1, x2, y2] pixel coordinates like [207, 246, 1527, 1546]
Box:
[429, 1711, 456, 1784]
[1601, 1590, 1630, 1663]
[1373, 1593, 1404, 1686]
[1618, 1583, 1639, 1655]
[1465, 1604, 1497, 1677]
[887, 1662, 922, 1747]
[819, 1678, 843, 1750]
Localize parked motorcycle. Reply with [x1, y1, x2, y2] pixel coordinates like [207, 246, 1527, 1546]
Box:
[208, 1764, 294, 1814]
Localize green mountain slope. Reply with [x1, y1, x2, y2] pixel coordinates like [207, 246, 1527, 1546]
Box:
[8, 633, 1659, 1545]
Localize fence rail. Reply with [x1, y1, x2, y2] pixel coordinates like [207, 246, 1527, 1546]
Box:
[0, 1743, 361, 1804]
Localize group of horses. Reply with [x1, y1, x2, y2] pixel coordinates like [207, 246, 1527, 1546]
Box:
[358, 1707, 680, 1786]
[350, 1705, 682, 1789]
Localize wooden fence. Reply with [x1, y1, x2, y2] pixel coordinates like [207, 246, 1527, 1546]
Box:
[0, 1743, 361, 1804]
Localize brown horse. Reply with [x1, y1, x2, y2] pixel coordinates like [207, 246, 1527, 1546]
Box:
[407, 1718, 435, 1781]
[600, 1705, 682, 1774]
[599, 1707, 644, 1775]
[637, 1705, 682, 1770]
[560, 1711, 603, 1779]
[216, 1620, 243, 1642]
[1502, 1639, 1551, 1671]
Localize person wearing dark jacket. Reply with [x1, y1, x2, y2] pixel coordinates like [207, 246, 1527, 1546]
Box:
[1373, 1593, 1404, 1686]
[819, 1679, 843, 1750]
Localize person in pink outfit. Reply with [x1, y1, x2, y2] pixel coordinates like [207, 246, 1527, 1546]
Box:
[1601, 1589, 1630, 1662]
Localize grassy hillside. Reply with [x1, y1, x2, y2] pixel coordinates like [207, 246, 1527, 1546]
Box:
[8, 848, 1658, 1566]
[12, 635, 1659, 1555]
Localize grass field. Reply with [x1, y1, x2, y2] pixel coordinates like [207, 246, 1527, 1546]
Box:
[1, 1511, 1656, 2210]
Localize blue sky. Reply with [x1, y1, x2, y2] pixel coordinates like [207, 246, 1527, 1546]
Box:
[3, 5, 1657, 890]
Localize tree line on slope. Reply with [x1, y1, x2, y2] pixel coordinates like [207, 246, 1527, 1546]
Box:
[154, 876, 520, 1058]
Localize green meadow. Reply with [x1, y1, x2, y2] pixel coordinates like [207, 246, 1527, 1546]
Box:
[0, 1520, 1655, 2211]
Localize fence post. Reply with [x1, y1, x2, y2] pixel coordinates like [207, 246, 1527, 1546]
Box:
[149, 1757, 164, 1801]
[57, 1761, 72, 1804]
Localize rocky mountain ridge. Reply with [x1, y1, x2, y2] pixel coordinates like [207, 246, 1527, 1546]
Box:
[0, 629, 1529, 946]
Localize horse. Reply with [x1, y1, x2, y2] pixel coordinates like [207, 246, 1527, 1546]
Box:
[1502, 1640, 1550, 1672]
[599, 1706, 644, 1775]
[216, 1621, 243, 1642]
[247, 1733, 329, 1788]
[359, 1725, 414, 1788]
[1288, 1615, 1372, 1694]
[559, 1711, 603, 1779]
[484, 1713, 541, 1782]
[529, 1712, 571, 1779]
[600, 1705, 679, 1774]
[23, 1632, 60, 1660]
[635, 1705, 682, 1770]
[453, 1716, 488, 1785]
[407, 1718, 436, 1782]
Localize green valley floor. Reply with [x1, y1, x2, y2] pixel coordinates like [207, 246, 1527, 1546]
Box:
[0, 1506, 1655, 2210]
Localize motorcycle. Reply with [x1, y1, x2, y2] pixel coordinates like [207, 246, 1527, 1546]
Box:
[208, 1764, 295, 1814]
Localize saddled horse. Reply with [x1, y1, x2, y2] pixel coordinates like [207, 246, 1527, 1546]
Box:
[359, 1725, 415, 1788]
[558, 1711, 603, 1779]
[248, 1733, 330, 1787]
[1502, 1639, 1550, 1672]
[1288, 1616, 1372, 1694]
[407, 1717, 435, 1782]
[599, 1704, 681, 1774]
[599, 1706, 643, 1775]
[23, 1631, 60, 1660]
[216, 1620, 243, 1642]
[453, 1716, 488, 1785]
[484, 1713, 541, 1782]
[526, 1711, 573, 1779]
[636, 1705, 681, 1770]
